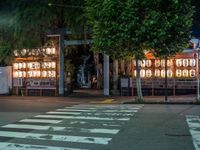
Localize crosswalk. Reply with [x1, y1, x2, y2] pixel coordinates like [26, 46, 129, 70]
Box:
[186, 115, 200, 150]
[0, 104, 143, 150]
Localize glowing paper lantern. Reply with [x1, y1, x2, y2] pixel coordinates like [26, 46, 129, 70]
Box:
[155, 60, 160, 67]
[13, 50, 18, 56]
[167, 60, 173, 67]
[140, 60, 145, 68]
[146, 60, 152, 67]
[13, 63, 18, 70]
[42, 71, 47, 77]
[176, 69, 182, 77]
[13, 71, 18, 78]
[51, 48, 56, 54]
[18, 63, 22, 69]
[190, 70, 195, 77]
[146, 69, 152, 77]
[182, 69, 188, 77]
[167, 69, 173, 77]
[161, 60, 165, 67]
[46, 48, 51, 55]
[182, 59, 189, 67]
[21, 49, 27, 56]
[155, 69, 161, 77]
[51, 62, 56, 68]
[51, 71, 56, 77]
[161, 70, 165, 78]
[140, 69, 145, 78]
[190, 59, 195, 67]
[22, 63, 26, 69]
[176, 59, 182, 67]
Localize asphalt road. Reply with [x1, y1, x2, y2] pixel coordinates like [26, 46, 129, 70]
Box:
[0, 97, 199, 150]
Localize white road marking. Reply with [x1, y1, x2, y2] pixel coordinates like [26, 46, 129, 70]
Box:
[2, 124, 119, 134]
[35, 115, 130, 121]
[57, 108, 137, 113]
[47, 111, 81, 115]
[66, 106, 141, 110]
[0, 142, 88, 150]
[19, 119, 62, 124]
[48, 111, 135, 116]
[186, 115, 200, 150]
[0, 131, 112, 145]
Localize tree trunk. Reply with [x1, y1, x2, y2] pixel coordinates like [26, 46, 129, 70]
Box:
[136, 59, 143, 100]
[103, 54, 109, 96]
[112, 59, 119, 95]
[165, 57, 168, 102]
[120, 60, 125, 76]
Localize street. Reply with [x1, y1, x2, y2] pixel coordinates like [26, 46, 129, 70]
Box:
[0, 97, 199, 150]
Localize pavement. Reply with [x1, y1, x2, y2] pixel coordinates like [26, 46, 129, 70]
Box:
[0, 89, 197, 104]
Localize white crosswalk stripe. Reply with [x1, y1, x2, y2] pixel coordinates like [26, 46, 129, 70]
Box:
[0, 104, 143, 150]
[186, 115, 200, 150]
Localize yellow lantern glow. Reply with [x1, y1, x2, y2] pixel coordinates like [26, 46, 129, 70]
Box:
[161, 60, 165, 67]
[42, 71, 47, 77]
[167, 69, 173, 77]
[161, 70, 165, 78]
[190, 70, 195, 77]
[51, 48, 56, 54]
[146, 60, 151, 67]
[176, 69, 182, 77]
[155, 60, 160, 67]
[190, 59, 195, 67]
[46, 48, 51, 55]
[182, 59, 189, 67]
[167, 60, 173, 67]
[140, 69, 145, 78]
[182, 69, 188, 77]
[176, 59, 182, 67]
[13, 71, 18, 78]
[155, 69, 160, 77]
[51, 62, 56, 68]
[140, 60, 145, 68]
[146, 69, 152, 77]
[13, 63, 18, 70]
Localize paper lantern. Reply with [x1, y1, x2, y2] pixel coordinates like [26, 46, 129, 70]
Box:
[167, 69, 173, 77]
[146, 69, 152, 77]
[21, 49, 27, 56]
[18, 63, 23, 69]
[46, 48, 51, 55]
[155, 60, 160, 67]
[167, 60, 173, 67]
[176, 59, 182, 67]
[155, 69, 161, 77]
[161, 70, 165, 78]
[176, 69, 182, 77]
[51, 48, 56, 54]
[140, 60, 145, 68]
[146, 60, 152, 67]
[13, 71, 18, 78]
[42, 71, 47, 77]
[183, 69, 188, 77]
[13, 63, 18, 70]
[51, 62, 56, 68]
[51, 71, 56, 77]
[140, 69, 145, 77]
[22, 63, 26, 69]
[161, 60, 165, 67]
[182, 59, 189, 67]
[13, 50, 19, 56]
[190, 59, 195, 67]
[190, 70, 195, 77]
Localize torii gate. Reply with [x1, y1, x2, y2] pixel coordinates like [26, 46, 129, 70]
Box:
[47, 28, 109, 96]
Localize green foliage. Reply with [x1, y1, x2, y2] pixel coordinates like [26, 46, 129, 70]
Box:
[85, 0, 194, 59]
[0, 0, 86, 64]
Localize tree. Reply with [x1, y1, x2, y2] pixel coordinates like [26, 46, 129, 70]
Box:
[145, 0, 194, 101]
[86, 0, 194, 100]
